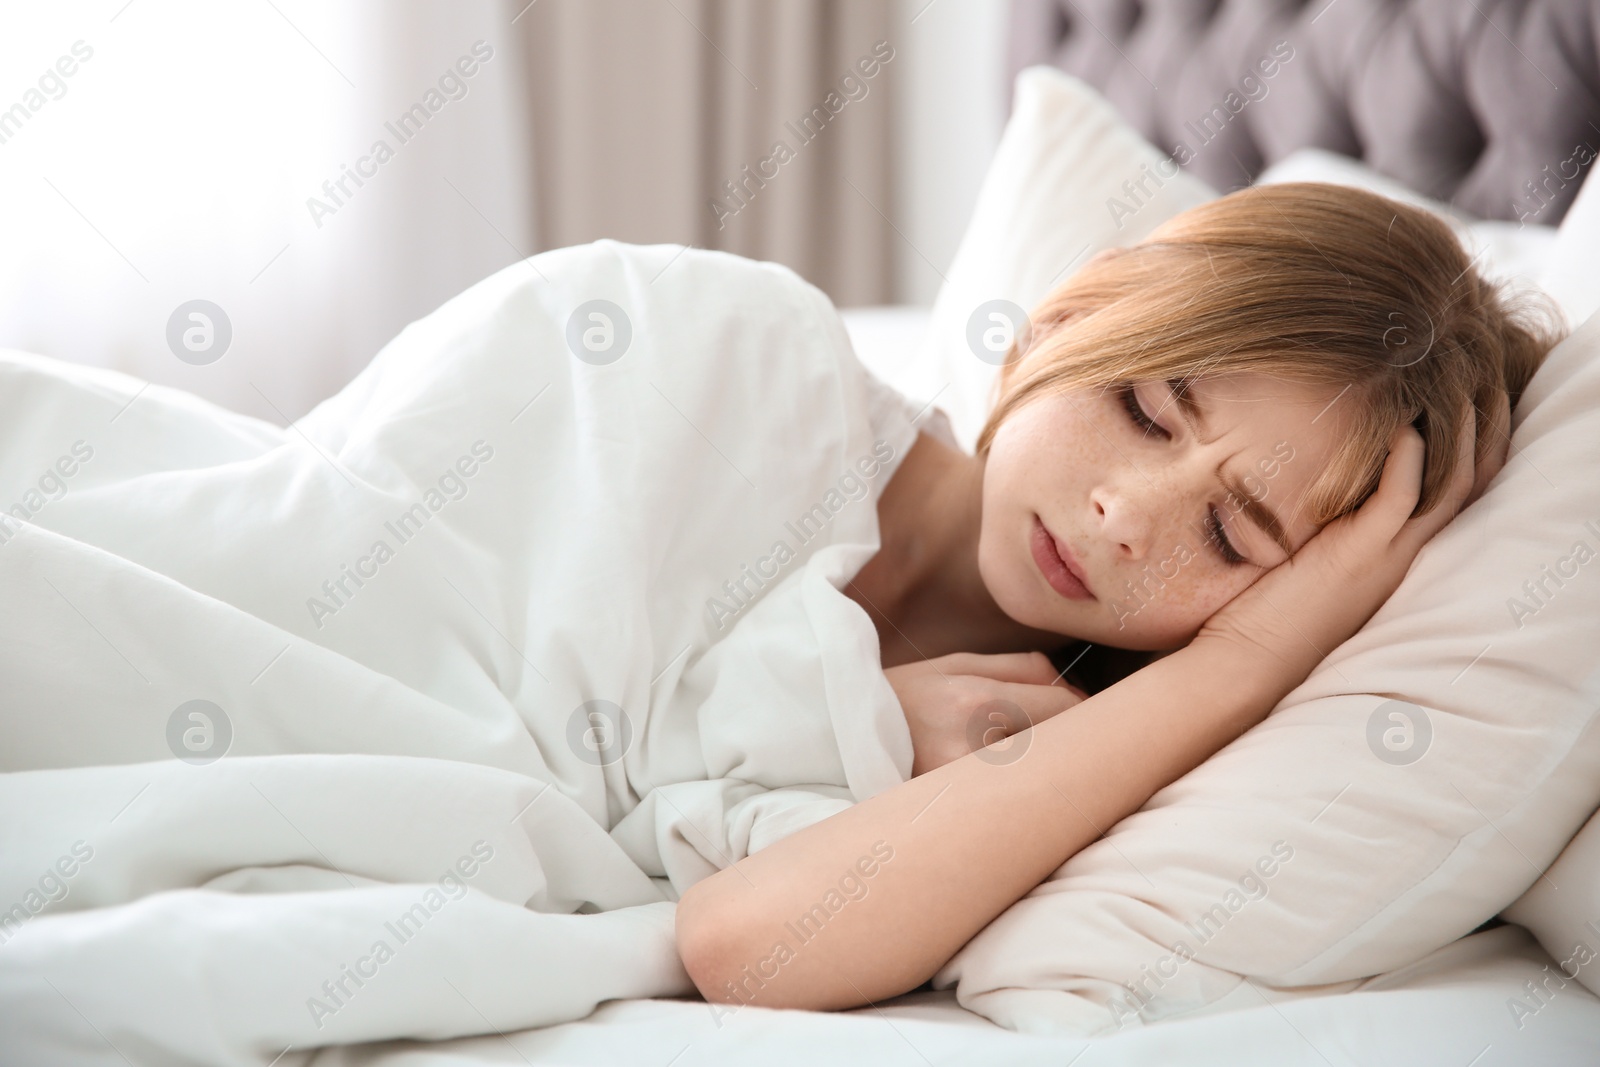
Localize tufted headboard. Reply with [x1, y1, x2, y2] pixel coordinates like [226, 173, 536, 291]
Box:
[1006, 0, 1600, 225]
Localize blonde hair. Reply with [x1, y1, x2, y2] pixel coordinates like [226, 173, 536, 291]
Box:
[974, 182, 1565, 531]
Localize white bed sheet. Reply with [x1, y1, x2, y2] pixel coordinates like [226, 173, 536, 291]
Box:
[303, 925, 1599, 1065]
[0, 242, 931, 1064]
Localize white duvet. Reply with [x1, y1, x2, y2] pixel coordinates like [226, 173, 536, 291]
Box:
[0, 241, 924, 1064]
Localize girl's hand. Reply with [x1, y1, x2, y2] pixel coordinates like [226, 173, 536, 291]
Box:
[1194, 405, 1488, 700]
[885, 651, 1088, 777]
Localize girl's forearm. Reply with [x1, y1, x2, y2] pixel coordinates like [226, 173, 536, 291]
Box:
[674, 637, 1285, 1011]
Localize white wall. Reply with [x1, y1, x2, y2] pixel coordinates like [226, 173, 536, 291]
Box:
[891, 0, 1010, 306]
[0, 1, 535, 422]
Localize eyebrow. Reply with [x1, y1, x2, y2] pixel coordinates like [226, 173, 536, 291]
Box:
[1165, 378, 1294, 559]
[1223, 472, 1294, 559]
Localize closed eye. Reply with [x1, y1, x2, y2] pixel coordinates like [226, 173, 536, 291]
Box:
[1205, 508, 1248, 565]
[1116, 383, 1249, 566]
[1118, 383, 1167, 440]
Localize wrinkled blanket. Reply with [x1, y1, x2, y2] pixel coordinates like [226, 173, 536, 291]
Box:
[0, 240, 921, 1064]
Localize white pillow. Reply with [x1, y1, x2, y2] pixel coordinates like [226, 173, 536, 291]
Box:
[1503, 799, 1600, 1001]
[918, 70, 1600, 1035]
[907, 67, 1215, 453]
[1538, 160, 1600, 329]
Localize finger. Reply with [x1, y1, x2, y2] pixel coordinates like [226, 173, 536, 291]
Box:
[988, 678, 1086, 729]
[946, 650, 1062, 686]
[1464, 393, 1510, 508]
[1489, 392, 1512, 476]
[1396, 405, 1482, 552]
[1350, 424, 1426, 539]
[1444, 403, 1480, 506]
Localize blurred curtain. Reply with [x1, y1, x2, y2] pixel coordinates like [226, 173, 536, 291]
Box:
[0, 0, 900, 426]
[515, 0, 898, 307]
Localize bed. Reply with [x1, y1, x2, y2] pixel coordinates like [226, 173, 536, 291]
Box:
[292, 922, 1600, 1065]
[5, 2, 1600, 1064]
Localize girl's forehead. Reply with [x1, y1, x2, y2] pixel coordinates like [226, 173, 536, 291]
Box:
[1168, 373, 1346, 432]
[1179, 375, 1354, 548]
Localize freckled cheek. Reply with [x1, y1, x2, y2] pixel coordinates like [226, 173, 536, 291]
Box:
[1159, 574, 1229, 622]
[1114, 561, 1241, 640]
[1075, 414, 1124, 468]
[1172, 571, 1265, 634]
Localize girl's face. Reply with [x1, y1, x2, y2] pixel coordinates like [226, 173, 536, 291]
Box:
[978, 372, 1354, 651]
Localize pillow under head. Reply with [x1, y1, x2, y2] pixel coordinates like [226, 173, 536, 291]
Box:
[920, 66, 1600, 1036]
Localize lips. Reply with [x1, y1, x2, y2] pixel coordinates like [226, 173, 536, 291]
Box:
[1030, 514, 1095, 601]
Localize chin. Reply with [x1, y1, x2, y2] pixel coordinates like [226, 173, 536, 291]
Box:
[1087, 611, 1202, 652]
[1086, 624, 1176, 653]
[977, 530, 1034, 623]
[977, 526, 1083, 638]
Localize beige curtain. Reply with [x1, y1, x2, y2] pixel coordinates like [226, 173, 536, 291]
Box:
[515, 0, 897, 306]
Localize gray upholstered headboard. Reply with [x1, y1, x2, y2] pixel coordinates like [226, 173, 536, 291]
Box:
[1007, 0, 1600, 224]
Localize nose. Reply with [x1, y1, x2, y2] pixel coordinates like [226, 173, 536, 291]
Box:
[1089, 481, 1154, 562]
